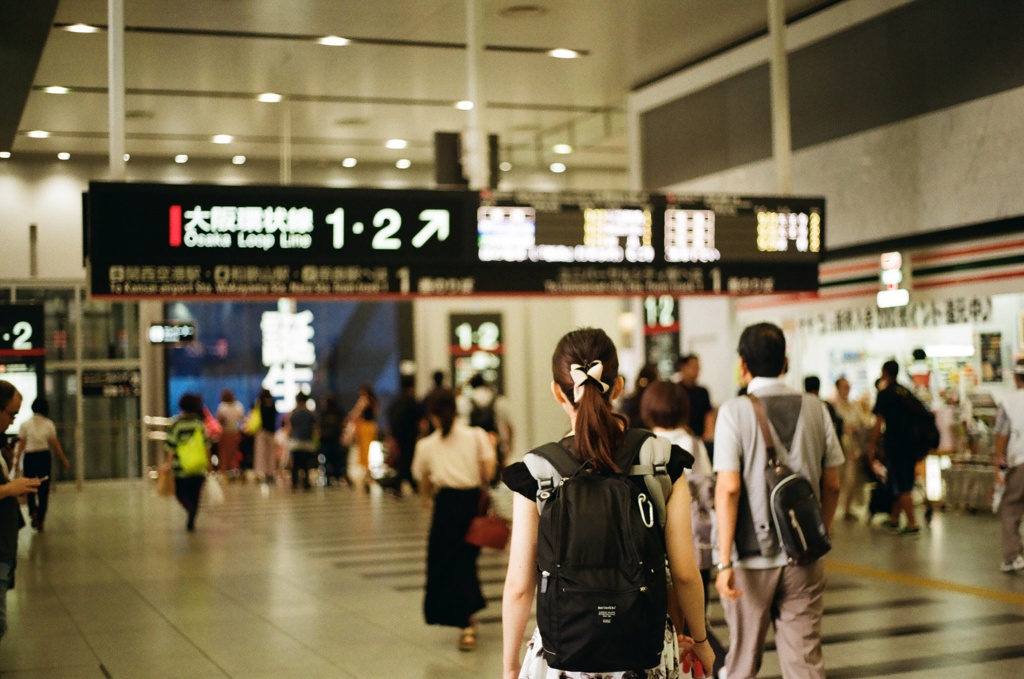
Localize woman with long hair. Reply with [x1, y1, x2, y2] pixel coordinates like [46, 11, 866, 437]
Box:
[215, 389, 245, 478]
[252, 388, 279, 485]
[412, 388, 496, 652]
[346, 384, 380, 491]
[501, 328, 714, 678]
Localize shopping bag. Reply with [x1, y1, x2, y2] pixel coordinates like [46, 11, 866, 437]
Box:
[244, 407, 262, 435]
[203, 406, 223, 443]
[204, 473, 225, 507]
[157, 464, 175, 497]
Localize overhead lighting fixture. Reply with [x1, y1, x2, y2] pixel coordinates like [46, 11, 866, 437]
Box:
[550, 162, 566, 173]
[57, 152, 70, 160]
[499, 161, 512, 172]
[548, 48, 579, 59]
[232, 155, 246, 165]
[455, 100, 474, 111]
[65, 23, 102, 34]
[395, 159, 411, 169]
[27, 130, 50, 139]
[0, 152, 10, 159]
[123, 153, 130, 162]
[212, 134, 233, 144]
[552, 143, 573, 154]
[342, 157, 357, 168]
[174, 154, 189, 164]
[257, 92, 283, 103]
[43, 86, 70, 94]
[318, 35, 350, 46]
[385, 139, 408, 149]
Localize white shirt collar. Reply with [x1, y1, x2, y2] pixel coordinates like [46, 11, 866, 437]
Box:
[747, 376, 789, 394]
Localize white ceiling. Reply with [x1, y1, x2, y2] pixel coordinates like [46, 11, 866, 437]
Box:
[12, 0, 832, 178]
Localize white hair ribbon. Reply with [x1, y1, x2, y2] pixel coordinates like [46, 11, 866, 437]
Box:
[570, 361, 610, 402]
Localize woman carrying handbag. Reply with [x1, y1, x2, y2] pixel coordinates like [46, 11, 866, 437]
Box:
[412, 388, 496, 652]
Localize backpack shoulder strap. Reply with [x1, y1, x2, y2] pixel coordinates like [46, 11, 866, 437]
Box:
[621, 429, 674, 528]
[523, 441, 583, 514]
[747, 394, 782, 466]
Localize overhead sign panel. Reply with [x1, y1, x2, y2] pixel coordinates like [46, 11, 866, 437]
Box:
[85, 183, 823, 298]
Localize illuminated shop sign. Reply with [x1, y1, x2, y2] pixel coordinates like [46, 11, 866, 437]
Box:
[877, 251, 911, 308]
[85, 183, 824, 299]
[797, 295, 991, 335]
[148, 322, 197, 344]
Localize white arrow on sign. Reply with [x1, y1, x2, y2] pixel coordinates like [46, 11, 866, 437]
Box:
[412, 209, 450, 248]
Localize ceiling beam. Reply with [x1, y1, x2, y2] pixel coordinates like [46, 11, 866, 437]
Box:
[0, 0, 60, 151]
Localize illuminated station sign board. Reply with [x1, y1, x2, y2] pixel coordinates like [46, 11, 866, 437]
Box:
[85, 183, 824, 299]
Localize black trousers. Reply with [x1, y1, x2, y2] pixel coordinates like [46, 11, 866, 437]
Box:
[174, 475, 205, 524]
[22, 451, 52, 524]
[423, 487, 485, 628]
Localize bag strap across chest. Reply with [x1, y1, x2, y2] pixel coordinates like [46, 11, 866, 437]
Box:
[523, 429, 673, 526]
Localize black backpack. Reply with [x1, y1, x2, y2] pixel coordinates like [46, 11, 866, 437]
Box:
[894, 385, 940, 460]
[469, 400, 497, 433]
[748, 395, 832, 566]
[523, 429, 674, 672]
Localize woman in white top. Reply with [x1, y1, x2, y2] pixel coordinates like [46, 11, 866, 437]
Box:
[14, 398, 70, 532]
[215, 389, 245, 476]
[829, 376, 871, 519]
[412, 388, 496, 652]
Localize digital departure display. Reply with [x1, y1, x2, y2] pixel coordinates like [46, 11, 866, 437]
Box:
[86, 183, 824, 298]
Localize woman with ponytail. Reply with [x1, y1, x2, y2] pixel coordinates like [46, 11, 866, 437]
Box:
[501, 328, 714, 679]
[412, 388, 496, 652]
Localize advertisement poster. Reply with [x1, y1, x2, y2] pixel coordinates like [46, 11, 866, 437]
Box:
[979, 332, 1002, 382]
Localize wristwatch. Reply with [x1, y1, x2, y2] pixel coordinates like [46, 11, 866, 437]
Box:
[715, 562, 733, 574]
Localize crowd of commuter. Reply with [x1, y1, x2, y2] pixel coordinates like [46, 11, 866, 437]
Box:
[2, 325, 1020, 669]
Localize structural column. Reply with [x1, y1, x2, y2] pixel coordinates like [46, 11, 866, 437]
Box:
[107, 0, 126, 179]
[767, 0, 793, 195]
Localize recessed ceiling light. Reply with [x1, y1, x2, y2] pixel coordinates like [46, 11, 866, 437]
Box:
[342, 157, 357, 168]
[385, 139, 408, 150]
[27, 130, 50, 139]
[257, 92, 282, 103]
[455, 100, 474, 111]
[57, 152, 70, 160]
[212, 134, 233, 144]
[123, 153, 130, 162]
[548, 48, 579, 59]
[552, 143, 573, 154]
[550, 162, 566, 173]
[232, 155, 246, 165]
[43, 86, 70, 94]
[175, 154, 189, 164]
[318, 35, 350, 46]
[65, 23, 101, 34]
[396, 159, 411, 169]
[499, 161, 512, 172]
[0, 152, 11, 159]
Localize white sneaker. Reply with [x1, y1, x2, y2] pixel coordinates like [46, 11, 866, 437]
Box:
[999, 555, 1024, 573]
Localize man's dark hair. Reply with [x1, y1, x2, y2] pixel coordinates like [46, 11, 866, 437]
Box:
[400, 374, 416, 391]
[179, 392, 203, 415]
[803, 376, 821, 394]
[882, 360, 899, 379]
[0, 380, 15, 410]
[912, 348, 927, 361]
[675, 354, 697, 371]
[737, 322, 786, 378]
[295, 392, 309, 404]
[431, 370, 444, 388]
[468, 373, 485, 389]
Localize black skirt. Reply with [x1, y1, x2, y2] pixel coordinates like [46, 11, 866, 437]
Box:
[424, 487, 485, 628]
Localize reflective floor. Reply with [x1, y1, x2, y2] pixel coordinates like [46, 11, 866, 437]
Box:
[2, 479, 1023, 678]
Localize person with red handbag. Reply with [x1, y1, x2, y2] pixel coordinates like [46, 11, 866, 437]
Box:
[412, 388, 496, 652]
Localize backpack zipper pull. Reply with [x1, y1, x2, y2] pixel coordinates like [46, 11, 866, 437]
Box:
[540, 570, 550, 593]
[638, 493, 655, 528]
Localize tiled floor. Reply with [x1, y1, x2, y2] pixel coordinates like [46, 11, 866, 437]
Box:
[2, 479, 1023, 678]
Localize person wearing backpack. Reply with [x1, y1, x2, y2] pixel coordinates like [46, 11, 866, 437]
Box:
[866, 360, 926, 536]
[501, 328, 714, 679]
[165, 393, 211, 532]
[713, 323, 843, 679]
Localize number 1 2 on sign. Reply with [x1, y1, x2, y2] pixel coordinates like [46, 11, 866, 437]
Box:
[327, 208, 450, 251]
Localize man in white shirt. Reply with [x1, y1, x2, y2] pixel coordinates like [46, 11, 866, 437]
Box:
[713, 323, 843, 679]
[994, 360, 1024, 572]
